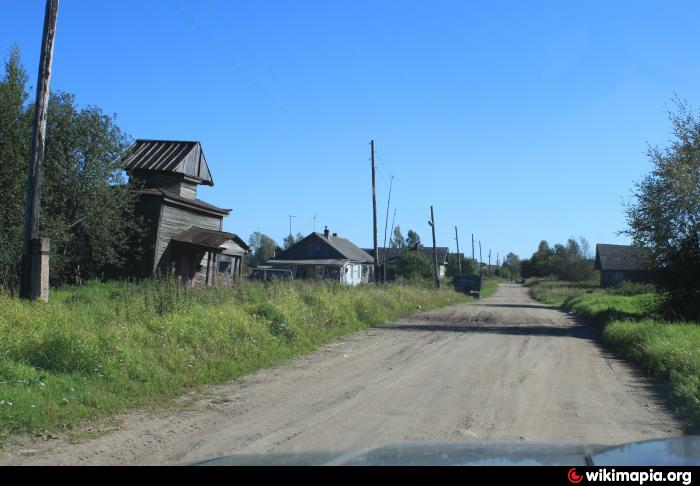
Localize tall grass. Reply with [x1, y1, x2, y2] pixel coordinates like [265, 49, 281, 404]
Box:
[0, 279, 469, 439]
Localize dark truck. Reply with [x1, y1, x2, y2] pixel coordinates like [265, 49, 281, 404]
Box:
[452, 274, 482, 297]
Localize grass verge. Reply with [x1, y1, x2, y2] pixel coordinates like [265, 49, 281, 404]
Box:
[527, 278, 699, 431]
[0, 279, 469, 441]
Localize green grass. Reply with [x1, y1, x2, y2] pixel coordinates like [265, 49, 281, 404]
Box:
[528, 279, 657, 325]
[0, 278, 470, 440]
[528, 279, 700, 431]
[479, 277, 499, 299]
[604, 320, 700, 429]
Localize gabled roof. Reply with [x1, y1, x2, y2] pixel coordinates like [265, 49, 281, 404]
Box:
[594, 244, 650, 272]
[173, 227, 234, 250]
[136, 188, 231, 216]
[271, 233, 374, 264]
[221, 234, 250, 252]
[121, 140, 214, 186]
[364, 247, 450, 264]
[138, 188, 231, 216]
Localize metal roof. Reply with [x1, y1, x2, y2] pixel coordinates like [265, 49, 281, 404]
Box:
[318, 233, 374, 263]
[172, 227, 234, 250]
[270, 232, 374, 264]
[595, 244, 650, 272]
[364, 247, 450, 264]
[121, 140, 214, 186]
[138, 188, 231, 215]
[269, 259, 350, 266]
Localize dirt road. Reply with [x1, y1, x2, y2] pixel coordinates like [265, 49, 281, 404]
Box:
[1, 284, 683, 465]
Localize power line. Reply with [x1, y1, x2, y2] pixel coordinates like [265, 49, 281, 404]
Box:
[204, 0, 289, 89]
[168, 0, 291, 115]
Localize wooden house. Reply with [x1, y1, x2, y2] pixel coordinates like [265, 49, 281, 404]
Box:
[269, 227, 374, 285]
[594, 243, 651, 288]
[121, 140, 249, 286]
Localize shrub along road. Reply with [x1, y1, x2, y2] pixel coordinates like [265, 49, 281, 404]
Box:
[1, 284, 683, 465]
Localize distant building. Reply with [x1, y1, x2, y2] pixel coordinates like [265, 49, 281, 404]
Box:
[121, 140, 249, 286]
[594, 243, 651, 288]
[269, 227, 374, 285]
[364, 246, 450, 278]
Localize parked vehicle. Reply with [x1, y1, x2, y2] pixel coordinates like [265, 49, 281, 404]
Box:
[247, 268, 293, 282]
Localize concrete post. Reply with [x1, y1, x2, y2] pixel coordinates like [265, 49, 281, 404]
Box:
[30, 238, 49, 302]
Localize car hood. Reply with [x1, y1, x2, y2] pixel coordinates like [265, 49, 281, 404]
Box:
[186, 436, 700, 466]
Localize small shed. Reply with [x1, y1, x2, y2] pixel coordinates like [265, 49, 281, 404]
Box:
[269, 227, 374, 285]
[594, 243, 651, 288]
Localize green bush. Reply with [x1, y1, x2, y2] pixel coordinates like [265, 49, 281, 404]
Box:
[394, 251, 433, 281]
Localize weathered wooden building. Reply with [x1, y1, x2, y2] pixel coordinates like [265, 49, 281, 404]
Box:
[122, 140, 249, 286]
[594, 243, 651, 288]
[269, 227, 374, 285]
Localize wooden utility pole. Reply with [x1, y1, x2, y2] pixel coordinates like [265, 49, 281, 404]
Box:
[488, 249, 491, 275]
[479, 240, 483, 277]
[20, 0, 58, 301]
[381, 175, 394, 283]
[429, 206, 440, 289]
[454, 226, 462, 276]
[370, 140, 379, 284]
[385, 207, 396, 278]
[471, 233, 475, 273]
[288, 214, 296, 239]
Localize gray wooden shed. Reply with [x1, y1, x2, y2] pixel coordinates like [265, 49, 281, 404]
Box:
[594, 243, 651, 288]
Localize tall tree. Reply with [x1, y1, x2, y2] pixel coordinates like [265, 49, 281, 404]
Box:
[406, 229, 422, 249]
[390, 225, 406, 248]
[624, 97, 700, 318]
[502, 252, 521, 277]
[247, 232, 279, 266]
[0, 46, 31, 288]
[0, 47, 134, 287]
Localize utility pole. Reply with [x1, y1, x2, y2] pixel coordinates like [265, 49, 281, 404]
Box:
[313, 215, 317, 232]
[429, 206, 440, 289]
[385, 207, 396, 278]
[288, 214, 296, 240]
[454, 226, 462, 276]
[488, 249, 491, 275]
[479, 240, 483, 277]
[370, 140, 379, 284]
[20, 0, 58, 301]
[381, 175, 394, 283]
[471, 233, 475, 273]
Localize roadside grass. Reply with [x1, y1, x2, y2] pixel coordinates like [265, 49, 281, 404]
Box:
[0, 279, 470, 441]
[528, 279, 700, 431]
[604, 320, 700, 430]
[479, 277, 499, 299]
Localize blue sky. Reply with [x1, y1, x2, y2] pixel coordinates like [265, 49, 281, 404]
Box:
[3, 1, 700, 260]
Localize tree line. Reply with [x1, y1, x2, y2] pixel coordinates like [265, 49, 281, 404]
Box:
[519, 237, 595, 281]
